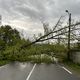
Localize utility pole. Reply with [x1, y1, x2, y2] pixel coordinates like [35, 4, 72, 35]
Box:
[65, 10, 71, 60]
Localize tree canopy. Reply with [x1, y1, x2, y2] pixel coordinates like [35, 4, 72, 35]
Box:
[0, 25, 21, 50]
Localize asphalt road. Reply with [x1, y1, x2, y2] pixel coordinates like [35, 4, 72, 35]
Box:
[0, 62, 34, 80]
[0, 62, 80, 80]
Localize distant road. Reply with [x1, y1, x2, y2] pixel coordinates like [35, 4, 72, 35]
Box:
[0, 62, 80, 80]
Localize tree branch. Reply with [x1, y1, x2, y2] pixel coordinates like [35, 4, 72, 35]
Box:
[21, 22, 80, 48]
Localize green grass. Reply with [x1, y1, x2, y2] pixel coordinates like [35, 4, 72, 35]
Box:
[64, 61, 80, 74]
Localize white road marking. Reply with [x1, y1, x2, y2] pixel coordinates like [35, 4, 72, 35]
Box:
[26, 64, 36, 80]
[62, 66, 72, 74]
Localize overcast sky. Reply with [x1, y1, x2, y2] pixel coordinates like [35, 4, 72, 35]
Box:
[0, 0, 80, 38]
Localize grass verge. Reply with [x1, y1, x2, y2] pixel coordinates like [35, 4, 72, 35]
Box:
[63, 61, 80, 77]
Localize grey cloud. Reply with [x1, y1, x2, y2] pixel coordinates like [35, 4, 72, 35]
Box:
[14, 0, 55, 21]
[55, 0, 80, 16]
[0, 0, 61, 22]
[0, 0, 80, 37]
[0, 0, 80, 20]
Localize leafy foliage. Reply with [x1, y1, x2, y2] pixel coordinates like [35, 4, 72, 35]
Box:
[0, 25, 69, 66]
[0, 25, 20, 48]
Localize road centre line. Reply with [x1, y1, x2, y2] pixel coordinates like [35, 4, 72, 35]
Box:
[26, 64, 36, 80]
[62, 66, 72, 74]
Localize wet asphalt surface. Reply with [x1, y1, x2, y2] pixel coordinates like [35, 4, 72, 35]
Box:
[0, 62, 33, 80]
[0, 62, 80, 80]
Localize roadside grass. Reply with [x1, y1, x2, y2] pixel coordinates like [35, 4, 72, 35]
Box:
[64, 61, 80, 75]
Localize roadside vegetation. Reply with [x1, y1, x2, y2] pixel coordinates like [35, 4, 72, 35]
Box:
[0, 25, 80, 72]
[63, 61, 80, 77]
[0, 25, 68, 65]
[64, 61, 80, 71]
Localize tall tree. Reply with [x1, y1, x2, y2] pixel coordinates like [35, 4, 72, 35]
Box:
[0, 25, 21, 49]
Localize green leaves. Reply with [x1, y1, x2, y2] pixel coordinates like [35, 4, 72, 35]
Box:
[0, 25, 21, 47]
[0, 25, 68, 64]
